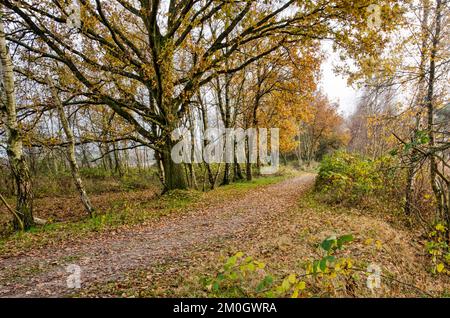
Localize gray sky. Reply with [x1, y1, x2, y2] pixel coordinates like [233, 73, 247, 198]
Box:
[319, 42, 361, 118]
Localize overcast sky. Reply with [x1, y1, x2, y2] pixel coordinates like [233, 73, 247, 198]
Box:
[319, 42, 361, 118]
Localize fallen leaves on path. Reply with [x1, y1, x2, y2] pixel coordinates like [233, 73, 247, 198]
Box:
[0, 174, 315, 297]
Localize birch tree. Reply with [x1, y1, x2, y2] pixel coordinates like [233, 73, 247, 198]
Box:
[0, 13, 34, 230]
[47, 76, 95, 217]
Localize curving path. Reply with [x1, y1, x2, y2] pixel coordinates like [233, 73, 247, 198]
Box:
[0, 174, 315, 297]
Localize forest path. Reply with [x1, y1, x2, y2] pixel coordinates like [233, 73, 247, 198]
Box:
[0, 174, 315, 297]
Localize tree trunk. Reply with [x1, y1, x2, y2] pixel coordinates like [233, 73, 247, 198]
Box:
[246, 136, 253, 181]
[160, 136, 188, 191]
[426, 0, 443, 219]
[81, 145, 91, 169]
[188, 110, 198, 189]
[404, 0, 429, 217]
[135, 147, 142, 171]
[253, 108, 261, 176]
[222, 163, 231, 185]
[112, 141, 123, 177]
[48, 77, 94, 217]
[198, 91, 216, 189]
[0, 18, 34, 230]
[233, 140, 244, 181]
[404, 163, 415, 216]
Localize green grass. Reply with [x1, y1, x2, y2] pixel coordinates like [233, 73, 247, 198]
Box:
[0, 173, 296, 257]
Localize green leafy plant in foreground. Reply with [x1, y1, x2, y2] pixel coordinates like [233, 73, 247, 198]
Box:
[426, 223, 450, 275]
[202, 251, 270, 297]
[203, 234, 361, 298]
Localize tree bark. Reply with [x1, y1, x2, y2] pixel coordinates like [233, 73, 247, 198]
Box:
[188, 111, 198, 190]
[246, 135, 253, 181]
[0, 17, 34, 230]
[198, 92, 216, 189]
[233, 139, 244, 181]
[425, 0, 443, 219]
[160, 135, 188, 191]
[112, 141, 123, 177]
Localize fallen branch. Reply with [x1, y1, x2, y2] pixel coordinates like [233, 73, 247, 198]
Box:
[0, 192, 24, 231]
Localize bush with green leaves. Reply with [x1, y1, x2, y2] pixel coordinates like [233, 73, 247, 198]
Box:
[202, 234, 368, 298]
[426, 223, 450, 275]
[202, 252, 271, 297]
[315, 151, 400, 206]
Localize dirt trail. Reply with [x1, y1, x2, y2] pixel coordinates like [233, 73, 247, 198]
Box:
[0, 174, 315, 297]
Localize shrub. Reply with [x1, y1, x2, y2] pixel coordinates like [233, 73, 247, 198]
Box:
[202, 234, 375, 298]
[315, 151, 400, 206]
[426, 223, 450, 276]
